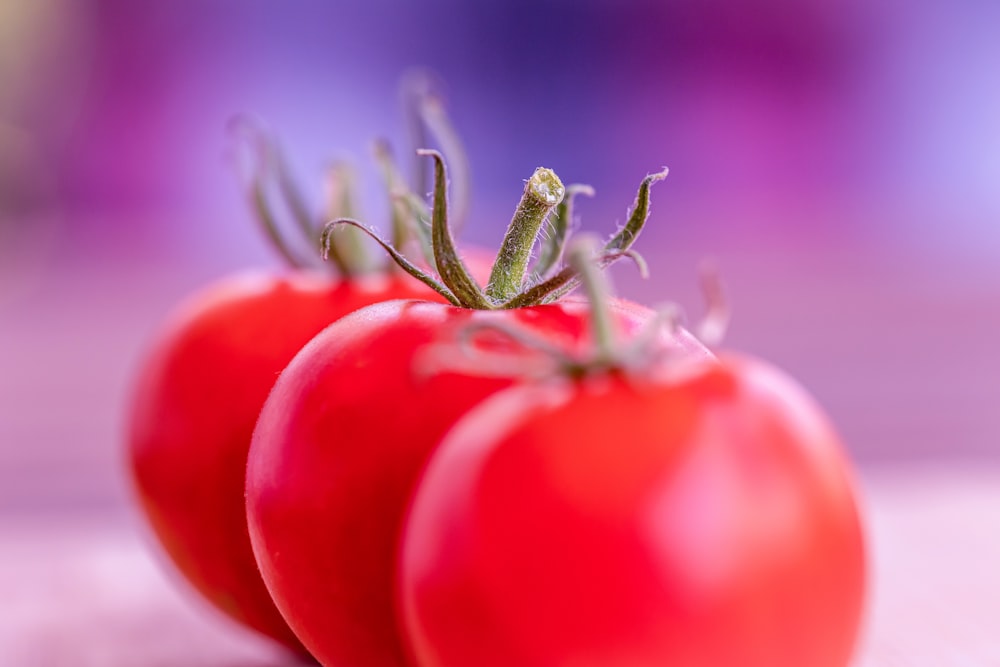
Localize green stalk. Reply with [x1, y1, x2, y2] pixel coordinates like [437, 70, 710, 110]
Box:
[485, 168, 565, 303]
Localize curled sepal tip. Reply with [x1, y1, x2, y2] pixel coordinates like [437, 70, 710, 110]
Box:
[320, 219, 461, 307]
[605, 167, 669, 253]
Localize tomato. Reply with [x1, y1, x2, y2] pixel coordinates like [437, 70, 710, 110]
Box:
[127, 270, 438, 652]
[245, 297, 712, 667]
[399, 354, 866, 667]
[128, 82, 500, 653]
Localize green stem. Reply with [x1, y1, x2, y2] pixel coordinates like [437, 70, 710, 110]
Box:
[485, 168, 565, 303]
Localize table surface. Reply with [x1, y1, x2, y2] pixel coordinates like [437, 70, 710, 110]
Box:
[2, 464, 999, 667]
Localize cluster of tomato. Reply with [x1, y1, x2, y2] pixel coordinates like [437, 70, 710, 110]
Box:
[126, 86, 866, 667]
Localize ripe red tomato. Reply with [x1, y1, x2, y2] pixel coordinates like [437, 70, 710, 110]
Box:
[245, 297, 712, 667]
[127, 270, 438, 652]
[399, 354, 866, 667]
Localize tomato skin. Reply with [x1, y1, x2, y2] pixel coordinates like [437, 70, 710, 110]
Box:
[245, 298, 711, 667]
[127, 270, 436, 652]
[400, 354, 866, 667]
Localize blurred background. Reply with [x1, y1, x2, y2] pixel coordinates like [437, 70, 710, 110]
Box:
[1, 0, 998, 514]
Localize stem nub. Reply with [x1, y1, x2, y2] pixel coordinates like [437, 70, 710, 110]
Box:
[485, 168, 566, 303]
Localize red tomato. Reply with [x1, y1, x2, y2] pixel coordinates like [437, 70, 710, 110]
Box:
[127, 270, 437, 652]
[245, 297, 712, 667]
[400, 354, 866, 667]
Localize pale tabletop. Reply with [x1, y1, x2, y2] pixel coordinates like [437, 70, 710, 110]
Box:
[2, 464, 998, 667]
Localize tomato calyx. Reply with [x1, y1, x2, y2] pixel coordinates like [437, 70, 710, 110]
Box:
[421, 237, 728, 382]
[565, 238, 730, 378]
[227, 72, 469, 279]
[324, 149, 669, 310]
